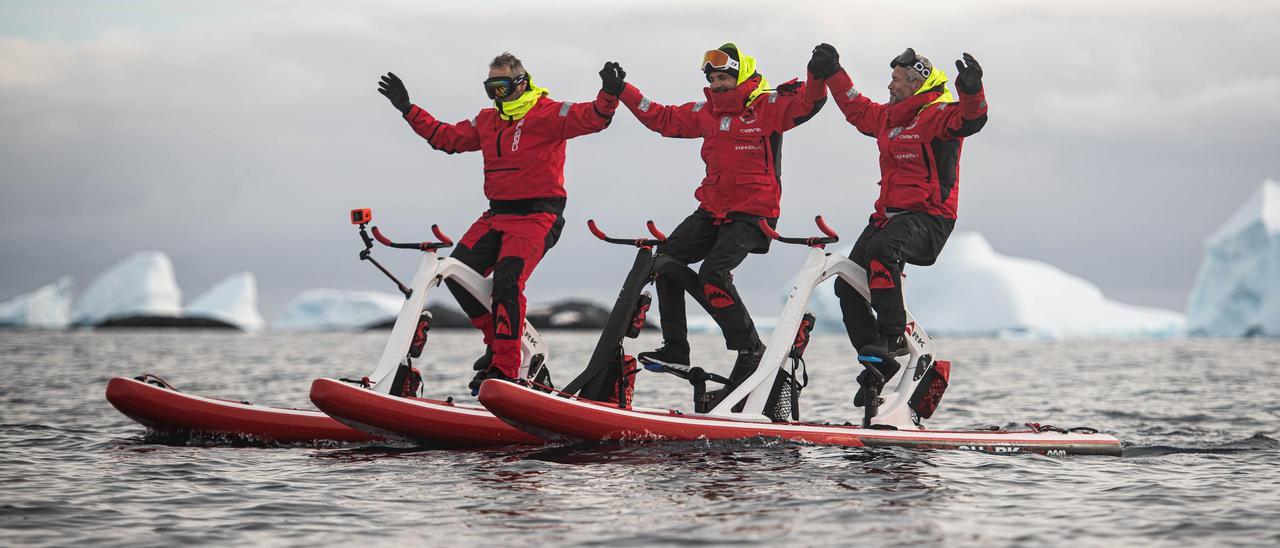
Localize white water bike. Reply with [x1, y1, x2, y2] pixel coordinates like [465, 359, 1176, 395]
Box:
[106, 208, 554, 445]
[478, 216, 1123, 456]
[307, 208, 556, 447]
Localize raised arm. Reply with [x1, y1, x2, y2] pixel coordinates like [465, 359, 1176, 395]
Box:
[942, 53, 988, 139]
[617, 82, 703, 139]
[378, 72, 481, 154]
[549, 92, 619, 140]
[824, 68, 889, 137]
[768, 76, 828, 132]
[549, 63, 624, 140]
[403, 107, 483, 154]
[801, 44, 887, 137]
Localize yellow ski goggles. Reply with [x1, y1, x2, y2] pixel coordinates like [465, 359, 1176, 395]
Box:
[701, 49, 740, 73]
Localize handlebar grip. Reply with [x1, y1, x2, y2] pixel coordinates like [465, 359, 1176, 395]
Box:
[431, 224, 453, 246]
[371, 226, 395, 247]
[815, 215, 839, 240]
[757, 217, 781, 240]
[646, 220, 668, 242]
[587, 219, 609, 241]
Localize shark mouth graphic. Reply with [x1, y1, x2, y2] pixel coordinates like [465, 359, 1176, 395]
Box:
[703, 283, 737, 309]
[868, 259, 896, 290]
[494, 303, 513, 337]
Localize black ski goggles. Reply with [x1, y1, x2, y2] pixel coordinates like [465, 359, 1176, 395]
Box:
[890, 48, 931, 80]
[483, 74, 527, 100]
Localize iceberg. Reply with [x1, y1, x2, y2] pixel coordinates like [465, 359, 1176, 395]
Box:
[72, 251, 182, 326]
[806, 232, 1185, 338]
[1186, 179, 1280, 337]
[0, 277, 73, 329]
[274, 289, 404, 331]
[684, 314, 778, 335]
[186, 272, 266, 332]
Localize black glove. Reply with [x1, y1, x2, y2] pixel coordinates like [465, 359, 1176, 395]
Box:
[954, 53, 983, 94]
[599, 61, 626, 96]
[807, 43, 840, 79]
[378, 72, 412, 115]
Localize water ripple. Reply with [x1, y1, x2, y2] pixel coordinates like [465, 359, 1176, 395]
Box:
[0, 331, 1276, 545]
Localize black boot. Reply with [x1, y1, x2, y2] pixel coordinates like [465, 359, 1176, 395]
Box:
[725, 343, 766, 413]
[728, 343, 766, 387]
[853, 356, 901, 407]
[858, 334, 908, 361]
[469, 366, 516, 396]
[637, 341, 691, 367]
[472, 347, 495, 371]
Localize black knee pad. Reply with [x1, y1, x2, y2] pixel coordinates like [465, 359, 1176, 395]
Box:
[491, 257, 524, 302]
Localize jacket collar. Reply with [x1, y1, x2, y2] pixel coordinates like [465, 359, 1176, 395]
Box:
[704, 76, 763, 115]
[886, 90, 941, 127]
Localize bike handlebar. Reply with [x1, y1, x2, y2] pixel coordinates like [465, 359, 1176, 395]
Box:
[758, 215, 840, 247]
[588, 219, 666, 248]
[371, 225, 454, 251]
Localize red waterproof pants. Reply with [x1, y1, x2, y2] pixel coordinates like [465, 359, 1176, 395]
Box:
[445, 211, 564, 377]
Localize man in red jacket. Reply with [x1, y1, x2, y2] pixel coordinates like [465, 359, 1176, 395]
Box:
[377, 52, 624, 392]
[810, 44, 987, 395]
[617, 43, 827, 388]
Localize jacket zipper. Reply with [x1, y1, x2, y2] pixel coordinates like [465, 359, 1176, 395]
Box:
[494, 120, 509, 158]
[920, 143, 932, 183]
[761, 137, 771, 172]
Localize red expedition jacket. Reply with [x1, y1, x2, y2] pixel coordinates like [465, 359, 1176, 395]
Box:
[618, 76, 826, 219]
[402, 91, 618, 206]
[826, 69, 988, 222]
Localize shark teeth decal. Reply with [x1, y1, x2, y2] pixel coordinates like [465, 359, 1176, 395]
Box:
[868, 259, 896, 290]
[703, 283, 736, 309]
[494, 303, 513, 336]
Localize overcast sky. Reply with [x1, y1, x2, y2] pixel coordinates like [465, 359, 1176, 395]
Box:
[2, 0, 1278, 321]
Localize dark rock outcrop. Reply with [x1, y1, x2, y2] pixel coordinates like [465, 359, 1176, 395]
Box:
[364, 300, 655, 331]
[95, 316, 240, 330]
[364, 305, 472, 330]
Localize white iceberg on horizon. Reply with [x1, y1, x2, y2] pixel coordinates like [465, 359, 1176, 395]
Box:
[72, 251, 182, 326]
[807, 232, 1185, 338]
[684, 314, 778, 335]
[0, 276, 73, 329]
[1186, 179, 1280, 337]
[186, 272, 265, 331]
[273, 289, 403, 331]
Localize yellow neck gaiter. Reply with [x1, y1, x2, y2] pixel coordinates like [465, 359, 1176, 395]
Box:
[914, 66, 955, 109]
[719, 42, 770, 106]
[495, 82, 551, 121]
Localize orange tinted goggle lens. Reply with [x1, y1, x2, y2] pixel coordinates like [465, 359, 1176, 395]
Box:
[701, 49, 734, 71]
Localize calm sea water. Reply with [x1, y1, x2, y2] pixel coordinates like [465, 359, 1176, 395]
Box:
[1, 330, 1277, 546]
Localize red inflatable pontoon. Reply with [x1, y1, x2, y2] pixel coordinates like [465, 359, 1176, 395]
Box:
[106, 376, 377, 444]
[478, 380, 1123, 457]
[309, 378, 544, 447]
